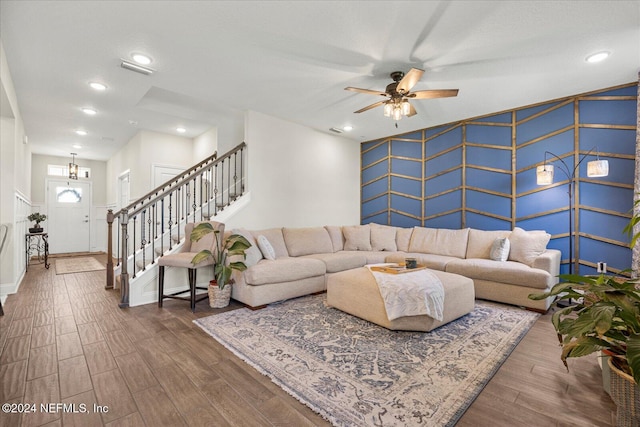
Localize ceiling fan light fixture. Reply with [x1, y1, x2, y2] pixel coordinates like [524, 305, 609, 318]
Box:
[392, 106, 403, 121]
[383, 102, 393, 117]
[401, 99, 411, 116]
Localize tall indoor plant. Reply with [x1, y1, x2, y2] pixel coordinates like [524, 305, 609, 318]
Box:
[529, 196, 640, 425]
[190, 222, 251, 308]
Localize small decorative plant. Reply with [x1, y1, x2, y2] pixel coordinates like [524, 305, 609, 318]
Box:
[529, 196, 640, 383]
[190, 223, 251, 290]
[27, 212, 47, 228]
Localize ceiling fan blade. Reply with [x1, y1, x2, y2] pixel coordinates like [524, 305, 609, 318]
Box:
[396, 68, 424, 94]
[409, 89, 459, 99]
[354, 100, 386, 113]
[407, 103, 417, 117]
[345, 87, 388, 97]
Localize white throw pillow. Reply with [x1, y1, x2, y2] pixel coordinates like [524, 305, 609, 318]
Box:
[257, 235, 276, 260]
[370, 223, 397, 251]
[231, 228, 263, 267]
[508, 227, 550, 266]
[343, 225, 372, 251]
[489, 237, 510, 262]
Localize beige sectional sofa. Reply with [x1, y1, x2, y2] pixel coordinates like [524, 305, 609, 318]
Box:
[230, 223, 561, 312]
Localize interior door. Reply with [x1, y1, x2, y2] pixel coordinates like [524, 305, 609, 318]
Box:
[47, 179, 91, 254]
[153, 165, 185, 228]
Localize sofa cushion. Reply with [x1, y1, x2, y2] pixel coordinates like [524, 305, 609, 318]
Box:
[303, 252, 366, 273]
[396, 227, 413, 252]
[445, 258, 553, 289]
[325, 225, 345, 252]
[343, 225, 372, 251]
[508, 227, 551, 267]
[231, 228, 263, 267]
[409, 227, 470, 258]
[370, 223, 397, 251]
[257, 235, 276, 260]
[490, 238, 510, 262]
[283, 227, 333, 256]
[250, 228, 289, 258]
[243, 257, 326, 286]
[466, 229, 511, 259]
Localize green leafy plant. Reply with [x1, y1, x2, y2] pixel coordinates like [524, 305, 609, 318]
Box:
[190, 223, 251, 290]
[529, 195, 640, 383]
[27, 212, 47, 226]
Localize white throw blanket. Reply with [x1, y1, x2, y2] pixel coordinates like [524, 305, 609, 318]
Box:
[366, 264, 445, 321]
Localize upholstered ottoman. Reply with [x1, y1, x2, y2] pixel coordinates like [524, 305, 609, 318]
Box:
[326, 266, 475, 332]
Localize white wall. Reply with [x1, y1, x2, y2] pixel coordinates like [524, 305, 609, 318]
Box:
[0, 39, 31, 295]
[193, 127, 217, 164]
[106, 130, 194, 204]
[226, 110, 361, 229]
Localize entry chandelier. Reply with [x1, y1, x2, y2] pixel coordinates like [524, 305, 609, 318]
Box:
[383, 98, 412, 121]
[69, 153, 79, 180]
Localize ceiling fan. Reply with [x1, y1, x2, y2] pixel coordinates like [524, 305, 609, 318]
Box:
[345, 68, 458, 121]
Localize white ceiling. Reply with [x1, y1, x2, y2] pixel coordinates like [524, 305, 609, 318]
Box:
[1, 1, 638, 161]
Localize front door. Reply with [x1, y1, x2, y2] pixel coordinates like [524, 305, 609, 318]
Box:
[47, 179, 91, 254]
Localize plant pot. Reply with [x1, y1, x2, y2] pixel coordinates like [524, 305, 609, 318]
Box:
[29, 227, 43, 233]
[608, 357, 640, 426]
[208, 280, 232, 308]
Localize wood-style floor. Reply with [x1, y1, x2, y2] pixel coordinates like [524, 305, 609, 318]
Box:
[1, 254, 616, 426]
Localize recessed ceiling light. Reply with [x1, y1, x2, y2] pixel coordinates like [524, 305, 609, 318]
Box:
[75, 130, 88, 136]
[129, 120, 138, 126]
[89, 82, 107, 91]
[176, 127, 186, 134]
[81, 107, 97, 116]
[132, 53, 152, 65]
[586, 51, 610, 63]
[73, 144, 82, 149]
[343, 125, 353, 132]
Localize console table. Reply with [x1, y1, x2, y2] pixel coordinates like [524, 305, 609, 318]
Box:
[25, 232, 49, 271]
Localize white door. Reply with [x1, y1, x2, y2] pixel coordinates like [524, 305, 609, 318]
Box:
[118, 171, 130, 210]
[153, 165, 185, 228]
[47, 179, 91, 254]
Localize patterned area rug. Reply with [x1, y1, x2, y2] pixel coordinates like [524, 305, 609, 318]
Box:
[194, 294, 539, 426]
[55, 257, 105, 274]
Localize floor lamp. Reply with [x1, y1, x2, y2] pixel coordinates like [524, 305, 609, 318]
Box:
[536, 147, 609, 274]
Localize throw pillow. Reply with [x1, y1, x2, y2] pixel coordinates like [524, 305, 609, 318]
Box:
[257, 235, 276, 260]
[231, 228, 263, 267]
[508, 227, 550, 266]
[343, 225, 372, 251]
[370, 223, 397, 251]
[489, 237, 510, 262]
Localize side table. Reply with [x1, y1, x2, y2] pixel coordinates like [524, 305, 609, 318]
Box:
[25, 232, 50, 271]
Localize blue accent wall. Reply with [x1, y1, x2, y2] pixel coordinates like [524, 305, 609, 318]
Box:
[361, 83, 638, 275]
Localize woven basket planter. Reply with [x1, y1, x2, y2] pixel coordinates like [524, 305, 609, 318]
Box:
[208, 281, 232, 308]
[609, 357, 640, 426]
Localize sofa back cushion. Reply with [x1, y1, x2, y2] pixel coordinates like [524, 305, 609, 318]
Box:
[325, 225, 345, 252]
[466, 229, 511, 259]
[508, 227, 551, 266]
[250, 228, 289, 258]
[396, 227, 413, 252]
[283, 227, 333, 257]
[343, 225, 372, 251]
[409, 227, 470, 258]
[370, 223, 397, 251]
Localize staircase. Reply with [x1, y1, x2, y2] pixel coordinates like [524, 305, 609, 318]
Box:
[106, 142, 247, 308]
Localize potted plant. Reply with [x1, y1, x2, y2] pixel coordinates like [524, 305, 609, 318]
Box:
[190, 222, 251, 308]
[529, 196, 640, 425]
[27, 212, 47, 233]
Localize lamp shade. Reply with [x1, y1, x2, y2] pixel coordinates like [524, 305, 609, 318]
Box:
[587, 159, 609, 177]
[536, 165, 554, 185]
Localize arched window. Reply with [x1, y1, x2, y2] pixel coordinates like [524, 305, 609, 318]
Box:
[56, 187, 82, 203]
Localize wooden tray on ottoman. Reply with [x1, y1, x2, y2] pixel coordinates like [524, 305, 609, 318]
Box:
[369, 264, 427, 274]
